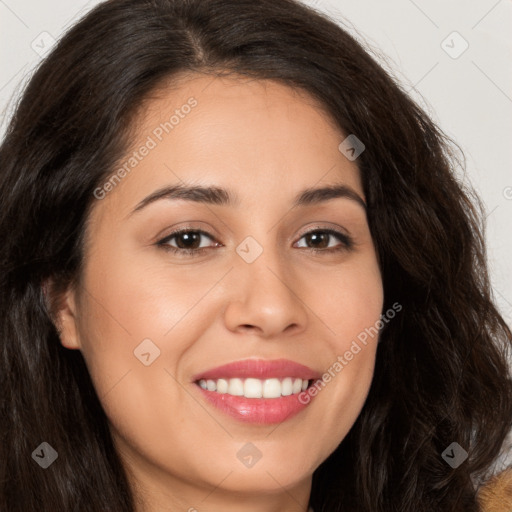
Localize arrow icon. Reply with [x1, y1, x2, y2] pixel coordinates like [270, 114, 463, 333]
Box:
[31, 31, 56, 58]
[134, 339, 161, 366]
[339, 134, 365, 161]
[236, 237, 263, 263]
[440, 31, 469, 59]
[441, 442, 468, 468]
[236, 442, 263, 468]
[32, 442, 58, 468]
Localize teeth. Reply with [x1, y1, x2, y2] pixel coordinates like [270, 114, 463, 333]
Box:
[228, 378, 244, 396]
[216, 378, 228, 394]
[263, 378, 282, 398]
[197, 377, 311, 398]
[244, 378, 262, 398]
[281, 377, 293, 396]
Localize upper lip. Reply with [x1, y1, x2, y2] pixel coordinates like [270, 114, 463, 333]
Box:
[191, 358, 322, 382]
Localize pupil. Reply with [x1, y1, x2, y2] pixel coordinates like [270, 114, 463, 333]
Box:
[308, 232, 328, 248]
[177, 232, 200, 249]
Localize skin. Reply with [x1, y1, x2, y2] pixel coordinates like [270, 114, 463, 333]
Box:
[54, 73, 384, 512]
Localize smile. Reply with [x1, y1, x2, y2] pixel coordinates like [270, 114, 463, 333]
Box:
[192, 359, 321, 424]
[197, 377, 311, 398]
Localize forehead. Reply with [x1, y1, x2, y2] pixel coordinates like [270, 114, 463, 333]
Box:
[90, 73, 363, 224]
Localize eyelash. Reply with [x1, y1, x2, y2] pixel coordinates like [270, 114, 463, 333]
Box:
[156, 227, 354, 257]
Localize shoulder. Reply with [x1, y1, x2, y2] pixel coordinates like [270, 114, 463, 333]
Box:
[308, 470, 512, 511]
[477, 467, 512, 511]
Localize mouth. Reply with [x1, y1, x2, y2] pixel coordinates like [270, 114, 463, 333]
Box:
[195, 376, 314, 398]
[191, 359, 321, 424]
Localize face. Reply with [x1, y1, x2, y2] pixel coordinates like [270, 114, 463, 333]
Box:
[55, 74, 384, 511]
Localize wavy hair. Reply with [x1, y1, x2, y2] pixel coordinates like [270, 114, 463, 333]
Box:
[1, 0, 511, 510]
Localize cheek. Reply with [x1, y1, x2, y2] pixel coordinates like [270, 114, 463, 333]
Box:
[78, 243, 211, 347]
[73, 247, 203, 400]
[74, 251, 208, 472]
[298, 252, 383, 450]
[317, 252, 384, 345]
[329, 257, 383, 386]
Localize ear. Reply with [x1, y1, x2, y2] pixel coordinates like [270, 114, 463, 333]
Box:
[43, 277, 82, 350]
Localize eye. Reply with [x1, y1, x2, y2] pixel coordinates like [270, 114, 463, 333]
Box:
[294, 228, 353, 253]
[156, 227, 353, 257]
[157, 229, 220, 256]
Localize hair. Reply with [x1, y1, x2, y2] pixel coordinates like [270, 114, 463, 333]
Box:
[1, 0, 511, 510]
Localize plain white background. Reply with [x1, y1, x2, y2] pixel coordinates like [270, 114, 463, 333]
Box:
[1, 0, 511, 469]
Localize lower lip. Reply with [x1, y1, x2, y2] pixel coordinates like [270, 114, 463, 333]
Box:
[194, 384, 317, 424]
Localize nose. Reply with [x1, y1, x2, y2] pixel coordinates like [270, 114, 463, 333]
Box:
[223, 242, 308, 338]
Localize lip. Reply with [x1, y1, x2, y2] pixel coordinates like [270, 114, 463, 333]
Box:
[191, 358, 322, 425]
[195, 388, 317, 424]
[191, 358, 322, 382]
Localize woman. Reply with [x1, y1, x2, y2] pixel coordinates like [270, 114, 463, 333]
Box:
[0, 0, 511, 510]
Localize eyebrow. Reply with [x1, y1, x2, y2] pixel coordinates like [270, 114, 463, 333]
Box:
[129, 182, 367, 217]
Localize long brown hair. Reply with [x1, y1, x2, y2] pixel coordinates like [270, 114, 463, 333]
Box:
[1, 0, 511, 510]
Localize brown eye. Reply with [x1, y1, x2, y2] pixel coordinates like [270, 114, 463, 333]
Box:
[157, 229, 219, 255]
[295, 229, 353, 252]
